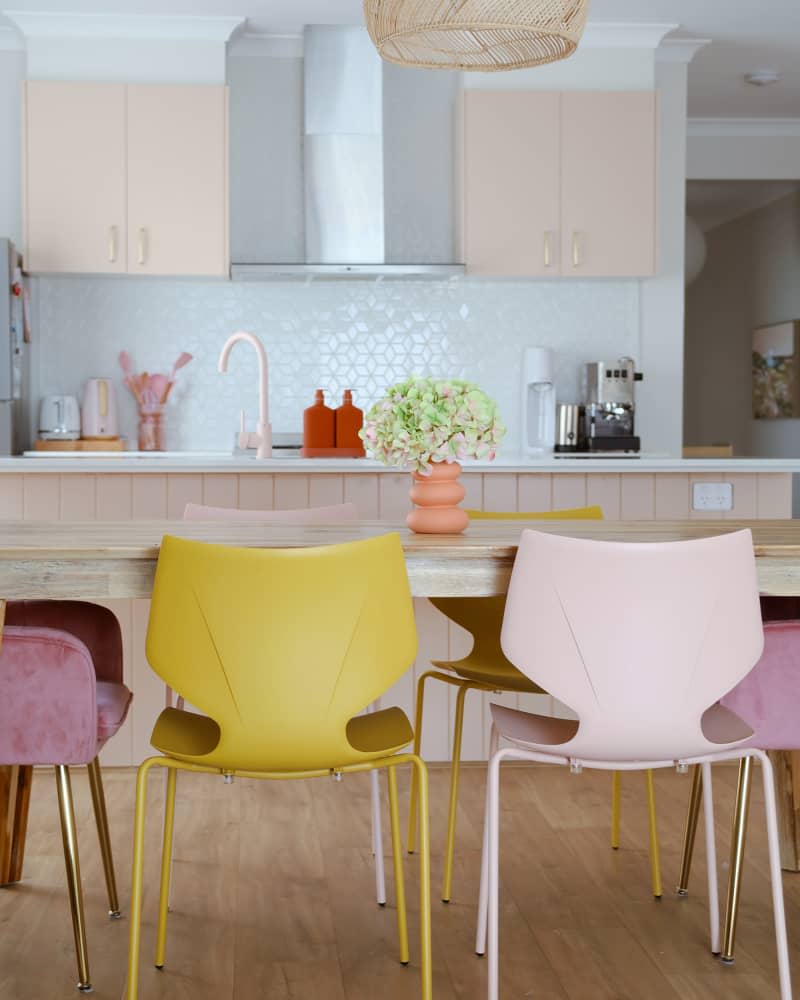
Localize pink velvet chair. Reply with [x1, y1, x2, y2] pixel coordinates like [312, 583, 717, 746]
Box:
[677, 618, 800, 964]
[0, 601, 132, 993]
[475, 529, 791, 1000]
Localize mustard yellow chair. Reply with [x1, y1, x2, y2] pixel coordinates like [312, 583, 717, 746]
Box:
[125, 533, 432, 1000]
[407, 506, 662, 905]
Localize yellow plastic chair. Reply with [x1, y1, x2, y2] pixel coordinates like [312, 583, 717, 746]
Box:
[125, 533, 432, 1000]
[407, 506, 662, 904]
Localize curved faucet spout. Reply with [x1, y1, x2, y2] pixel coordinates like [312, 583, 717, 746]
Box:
[218, 331, 272, 459]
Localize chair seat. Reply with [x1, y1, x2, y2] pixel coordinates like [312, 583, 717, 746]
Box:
[151, 705, 413, 771]
[431, 659, 541, 693]
[96, 681, 133, 746]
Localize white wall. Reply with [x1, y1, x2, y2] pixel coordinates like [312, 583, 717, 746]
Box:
[684, 190, 800, 458]
[0, 49, 25, 246]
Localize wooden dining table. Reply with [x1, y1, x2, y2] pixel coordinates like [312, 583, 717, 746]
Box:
[3, 517, 800, 886]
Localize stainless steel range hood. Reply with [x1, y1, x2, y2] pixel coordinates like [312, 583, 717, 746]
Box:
[230, 25, 463, 280]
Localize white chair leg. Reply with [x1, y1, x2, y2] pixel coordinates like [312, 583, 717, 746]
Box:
[757, 751, 793, 1000]
[487, 748, 503, 1000]
[370, 768, 387, 906]
[701, 761, 720, 955]
[476, 723, 499, 957]
[367, 699, 387, 907]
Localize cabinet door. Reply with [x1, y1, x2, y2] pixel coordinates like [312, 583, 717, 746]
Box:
[24, 82, 126, 274]
[463, 91, 560, 277]
[560, 92, 657, 277]
[127, 85, 229, 277]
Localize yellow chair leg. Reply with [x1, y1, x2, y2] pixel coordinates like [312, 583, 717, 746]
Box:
[155, 766, 177, 969]
[126, 758, 157, 1000]
[411, 755, 433, 1000]
[442, 683, 468, 903]
[407, 672, 432, 854]
[387, 765, 410, 966]
[611, 771, 621, 849]
[645, 769, 662, 899]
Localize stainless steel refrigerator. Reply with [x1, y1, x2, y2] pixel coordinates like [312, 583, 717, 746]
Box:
[0, 238, 28, 455]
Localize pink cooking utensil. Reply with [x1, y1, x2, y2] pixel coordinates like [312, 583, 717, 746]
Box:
[169, 352, 193, 380]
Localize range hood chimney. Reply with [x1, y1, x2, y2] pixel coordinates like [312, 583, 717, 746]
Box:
[231, 25, 463, 280]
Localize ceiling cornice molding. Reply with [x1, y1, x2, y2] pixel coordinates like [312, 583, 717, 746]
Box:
[1, 11, 245, 42]
[580, 22, 678, 50]
[656, 36, 711, 64]
[0, 24, 22, 50]
[228, 31, 303, 58]
[688, 118, 800, 139]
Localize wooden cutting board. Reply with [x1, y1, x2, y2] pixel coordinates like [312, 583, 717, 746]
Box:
[33, 438, 126, 452]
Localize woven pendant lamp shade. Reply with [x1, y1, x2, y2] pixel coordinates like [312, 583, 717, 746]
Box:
[364, 0, 590, 72]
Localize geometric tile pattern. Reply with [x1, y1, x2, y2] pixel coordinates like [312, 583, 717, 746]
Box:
[33, 276, 639, 452]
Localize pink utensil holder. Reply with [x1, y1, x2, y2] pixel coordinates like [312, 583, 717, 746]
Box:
[137, 405, 165, 451]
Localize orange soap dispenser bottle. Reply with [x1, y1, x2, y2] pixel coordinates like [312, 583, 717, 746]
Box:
[336, 390, 365, 456]
[301, 390, 335, 457]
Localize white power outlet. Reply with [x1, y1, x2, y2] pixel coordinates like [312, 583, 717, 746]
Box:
[692, 482, 733, 512]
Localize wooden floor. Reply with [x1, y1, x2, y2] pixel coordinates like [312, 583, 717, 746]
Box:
[1, 762, 798, 999]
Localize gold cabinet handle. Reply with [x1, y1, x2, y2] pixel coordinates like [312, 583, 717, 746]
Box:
[108, 225, 118, 263]
[544, 231, 553, 268]
[572, 231, 583, 268]
[137, 228, 147, 266]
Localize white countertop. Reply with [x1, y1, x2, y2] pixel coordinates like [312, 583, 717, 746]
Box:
[7, 451, 800, 474]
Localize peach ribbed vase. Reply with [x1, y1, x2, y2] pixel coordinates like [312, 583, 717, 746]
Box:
[406, 461, 469, 534]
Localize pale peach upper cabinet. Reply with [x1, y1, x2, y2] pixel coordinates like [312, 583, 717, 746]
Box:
[24, 82, 127, 274]
[460, 90, 657, 278]
[24, 82, 229, 277]
[463, 91, 560, 277]
[127, 85, 229, 277]
[560, 92, 657, 278]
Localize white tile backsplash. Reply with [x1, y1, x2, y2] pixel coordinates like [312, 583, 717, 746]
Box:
[33, 276, 639, 452]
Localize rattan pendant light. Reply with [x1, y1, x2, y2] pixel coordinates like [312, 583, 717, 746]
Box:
[364, 0, 590, 72]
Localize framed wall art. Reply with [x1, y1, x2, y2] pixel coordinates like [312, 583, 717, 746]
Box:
[753, 321, 800, 419]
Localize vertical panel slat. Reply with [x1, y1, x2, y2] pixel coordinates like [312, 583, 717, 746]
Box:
[23, 474, 60, 519]
[620, 474, 656, 520]
[202, 474, 238, 509]
[274, 475, 310, 510]
[517, 474, 552, 512]
[132, 475, 168, 518]
[344, 474, 379, 518]
[308, 475, 345, 508]
[379, 473, 411, 520]
[461, 473, 483, 510]
[167, 474, 203, 519]
[726, 474, 757, 520]
[654, 474, 689, 519]
[482, 474, 517, 513]
[237, 474, 274, 510]
[586, 475, 620, 520]
[59, 475, 97, 520]
[757, 474, 793, 519]
[96, 475, 133, 520]
[0, 475, 24, 518]
[552, 474, 587, 510]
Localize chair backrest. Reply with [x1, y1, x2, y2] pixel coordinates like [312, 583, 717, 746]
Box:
[501, 528, 764, 761]
[721, 620, 800, 751]
[184, 502, 358, 523]
[431, 506, 604, 674]
[146, 532, 417, 772]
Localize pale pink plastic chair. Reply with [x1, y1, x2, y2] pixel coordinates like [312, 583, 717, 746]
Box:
[677, 618, 800, 964]
[475, 528, 790, 1000]
[181, 502, 389, 903]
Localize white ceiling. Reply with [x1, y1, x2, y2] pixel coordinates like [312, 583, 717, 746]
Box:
[3, 0, 800, 117]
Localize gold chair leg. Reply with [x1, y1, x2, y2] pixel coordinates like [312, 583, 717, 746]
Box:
[721, 756, 753, 964]
[611, 771, 621, 849]
[645, 770, 662, 899]
[55, 765, 92, 993]
[126, 757, 159, 1000]
[407, 672, 432, 854]
[442, 683, 468, 903]
[677, 764, 703, 895]
[155, 766, 177, 969]
[387, 765, 409, 966]
[411, 755, 433, 1000]
[87, 756, 121, 918]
